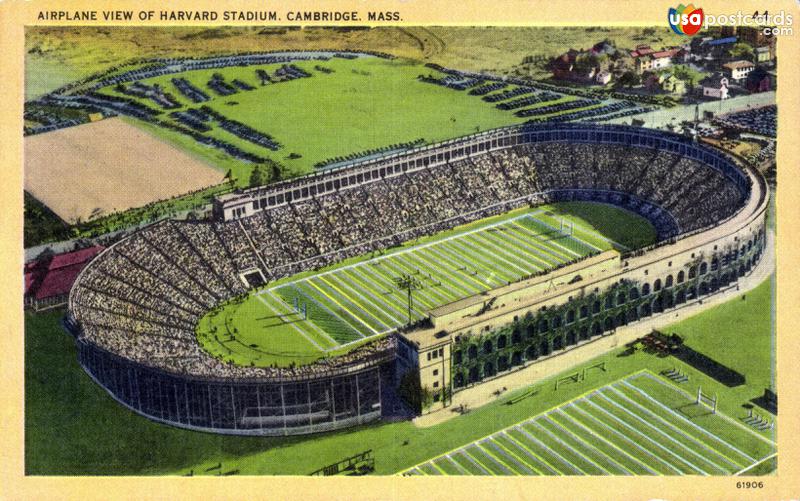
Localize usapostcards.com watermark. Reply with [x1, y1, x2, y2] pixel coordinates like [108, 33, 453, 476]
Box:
[705, 10, 794, 36]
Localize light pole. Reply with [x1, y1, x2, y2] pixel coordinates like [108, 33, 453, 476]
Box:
[393, 274, 423, 325]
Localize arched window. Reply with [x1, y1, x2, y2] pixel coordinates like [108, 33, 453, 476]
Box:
[665, 275, 674, 288]
[654, 278, 662, 292]
[566, 309, 576, 324]
[629, 287, 640, 299]
[512, 329, 521, 345]
[454, 350, 463, 364]
[483, 340, 493, 354]
[468, 345, 478, 360]
[592, 300, 601, 314]
[483, 361, 495, 378]
[539, 318, 549, 333]
[525, 345, 538, 360]
[677, 270, 685, 283]
[689, 266, 697, 279]
[711, 258, 719, 272]
[580, 305, 589, 318]
[497, 335, 507, 350]
[642, 283, 651, 296]
[605, 295, 614, 309]
[700, 262, 708, 275]
[617, 292, 626, 306]
[551, 316, 562, 329]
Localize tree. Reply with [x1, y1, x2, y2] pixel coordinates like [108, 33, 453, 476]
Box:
[618, 70, 641, 87]
[249, 164, 267, 187]
[729, 42, 754, 61]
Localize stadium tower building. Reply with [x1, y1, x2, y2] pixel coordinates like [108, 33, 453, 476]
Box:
[67, 123, 768, 433]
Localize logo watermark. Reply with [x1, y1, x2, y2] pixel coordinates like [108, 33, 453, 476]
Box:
[669, 5, 793, 36]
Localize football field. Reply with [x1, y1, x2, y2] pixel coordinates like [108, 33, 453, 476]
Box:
[195, 203, 647, 367]
[401, 371, 777, 476]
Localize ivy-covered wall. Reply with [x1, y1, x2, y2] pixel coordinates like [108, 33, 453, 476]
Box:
[450, 234, 764, 390]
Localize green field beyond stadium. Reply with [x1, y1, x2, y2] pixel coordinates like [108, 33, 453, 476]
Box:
[100, 56, 561, 184]
[195, 202, 656, 367]
[401, 371, 776, 476]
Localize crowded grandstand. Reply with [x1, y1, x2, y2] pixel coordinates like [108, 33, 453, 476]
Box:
[66, 123, 767, 435]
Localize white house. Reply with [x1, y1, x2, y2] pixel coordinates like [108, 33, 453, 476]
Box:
[701, 73, 729, 99]
[722, 60, 755, 82]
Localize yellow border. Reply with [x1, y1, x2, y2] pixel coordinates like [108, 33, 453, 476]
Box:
[2, 1, 800, 499]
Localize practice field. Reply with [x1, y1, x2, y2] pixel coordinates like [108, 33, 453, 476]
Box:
[196, 202, 655, 368]
[98, 56, 568, 182]
[401, 371, 777, 476]
[24, 117, 225, 223]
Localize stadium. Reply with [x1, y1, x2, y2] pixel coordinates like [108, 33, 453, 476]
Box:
[65, 122, 768, 436]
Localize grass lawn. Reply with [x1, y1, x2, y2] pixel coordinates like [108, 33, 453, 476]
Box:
[195, 202, 654, 368]
[100, 56, 533, 183]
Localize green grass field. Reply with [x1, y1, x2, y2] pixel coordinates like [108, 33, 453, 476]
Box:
[402, 371, 775, 476]
[24, 277, 775, 476]
[196, 202, 655, 368]
[97, 57, 540, 183]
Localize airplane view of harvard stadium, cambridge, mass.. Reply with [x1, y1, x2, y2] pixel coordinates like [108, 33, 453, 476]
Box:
[22, 22, 777, 478]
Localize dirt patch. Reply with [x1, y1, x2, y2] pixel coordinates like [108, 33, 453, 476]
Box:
[24, 118, 224, 223]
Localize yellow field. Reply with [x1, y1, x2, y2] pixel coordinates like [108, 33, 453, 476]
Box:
[24, 117, 224, 223]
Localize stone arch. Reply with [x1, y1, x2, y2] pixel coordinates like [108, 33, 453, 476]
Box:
[580, 304, 589, 319]
[469, 366, 480, 383]
[642, 283, 651, 296]
[654, 278, 662, 292]
[539, 318, 549, 333]
[483, 339, 493, 354]
[605, 294, 614, 309]
[604, 316, 614, 331]
[511, 351, 523, 366]
[617, 291, 627, 306]
[677, 270, 685, 283]
[525, 345, 538, 360]
[627, 307, 639, 323]
[640, 302, 652, 317]
[497, 355, 509, 373]
[540, 339, 551, 356]
[592, 300, 601, 314]
[552, 335, 564, 351]
[551, 316, 562, 330]
[483, 361, 495, 378]
[676, 289, 687, 304]
[592, 322, 603, 336]
[689, 266, 697, 279]
[566, 309, 576, 324]
[699, 281, 709, 296]
[616, 311, 627, 327]
[665, 275, 674, 288]
[629, 287, 640, 299]
[579, 325, 589, 340]
[512, 329, 522, 345]
[700, 262, 708, 275]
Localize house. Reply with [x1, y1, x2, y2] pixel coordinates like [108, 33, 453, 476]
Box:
[745, 66, 772, 93]
[700, 72, 729, 99]
[643, 72, 686, 94]
[550, 47, 608, 83]
[723, 60, 755, 82]
[630, 45, 680, 73]
[24, 246, 104, 311]
[754, 46, 773, 63]
[595, 70, 612, 85]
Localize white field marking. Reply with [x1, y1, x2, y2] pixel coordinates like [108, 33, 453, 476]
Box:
[494, 434, 546, 475]
[531, 213, 629, 251]
[475, 442, 517, 475]
[340, 267, 422, 319]
[376, 256, 456, 304]
[512, 219, 581, 260]
[255, 295, 327, 351]
[385, 251, 472, 299]
[509, 221, 578, 262]
[479, 439, 529, 475]
[357, 261, 441, 311]
[601, 385, 743, 470]
[527, 419, 613, 475]
[514, 424, 584, 474]
[266, 208, 545, 292]
[354, 266, 436, 315]
[257, 290, 337, 347]
[536, 415, 633, 475]
[433, 240, 511, 288]
[457, 450, 493, 475]
[527, 215, 606, 254]
[278, 283, 373, 339]
[446, 455, 472, 475]
[419, 244, 494, 290]
[580, 396, 710, 475]
[465, 444, 503, 475]
[620, 378, 763, 461]
[434, 236, 514, 284]
[469, 229, 546, 277]
[494, 224, 566, 267]
[428, 460, 448, 475]
[485, 437, 538, 475]
[630, 373, 777, 447]
[326, 271, 405, 326]
[314, 275, 392, 331]
[501, 431, 560, 475]
[445, 233, 529, 280]
[400, 244, 485, 292]
[734, 452, 777, 476]
[552, 406, 662, 475]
